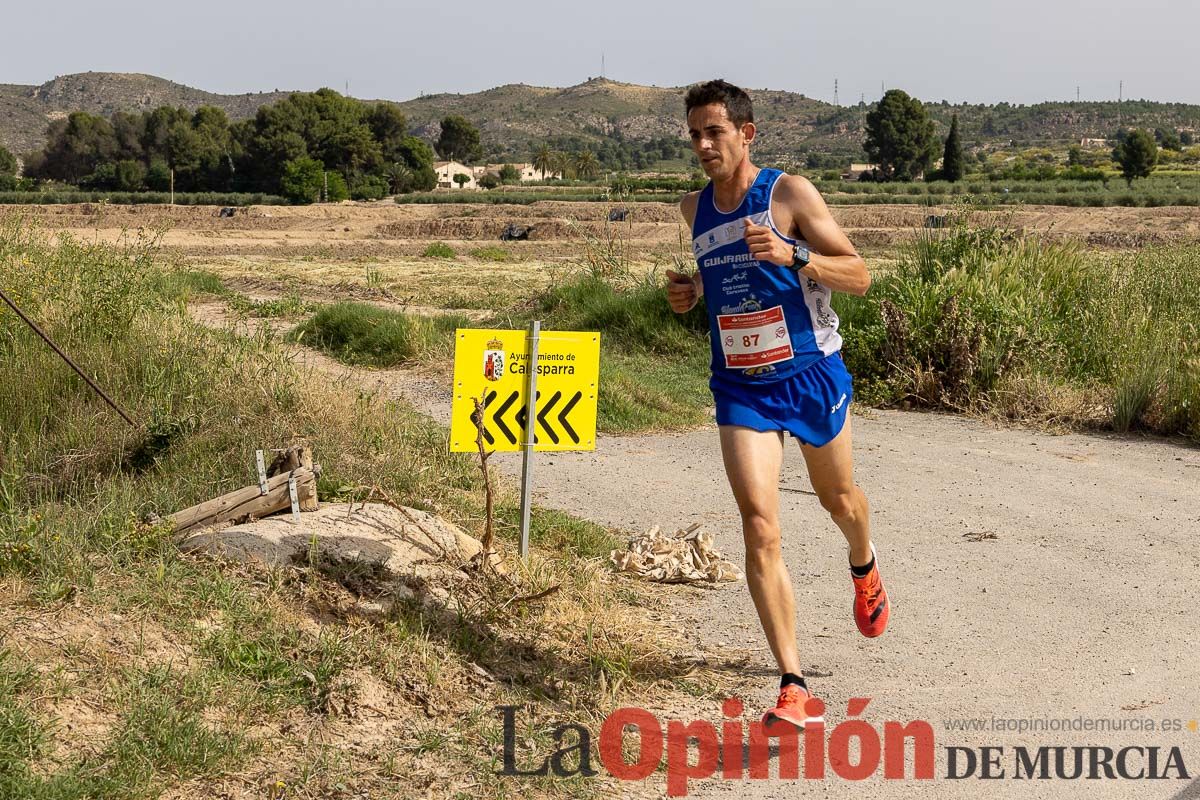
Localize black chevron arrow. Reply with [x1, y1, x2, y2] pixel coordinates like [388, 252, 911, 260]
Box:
[514, 391, 538, 444]
[558, 391, 582, 444]
[536, 391, 562, 445]
[492, 390, 520, 444]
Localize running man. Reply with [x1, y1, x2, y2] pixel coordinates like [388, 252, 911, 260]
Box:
[666, 79, 889, 730]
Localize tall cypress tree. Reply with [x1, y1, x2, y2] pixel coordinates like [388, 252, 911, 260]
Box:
[942, 114, 964, 182]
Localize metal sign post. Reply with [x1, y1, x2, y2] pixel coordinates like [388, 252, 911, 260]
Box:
[518, 320, 541, 559]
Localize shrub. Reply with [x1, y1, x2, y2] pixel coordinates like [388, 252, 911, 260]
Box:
[290, 303, 469, 367]
[350, 174, 388, 201]
[469, 246, 517, 262]
[422, 242, 456, 259]
[279, 157, 324, 204]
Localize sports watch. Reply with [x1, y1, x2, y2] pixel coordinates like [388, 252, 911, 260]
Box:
[790, 244, 811, 272]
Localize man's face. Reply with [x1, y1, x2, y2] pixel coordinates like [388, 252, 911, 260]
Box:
[687, 103, 754, 180]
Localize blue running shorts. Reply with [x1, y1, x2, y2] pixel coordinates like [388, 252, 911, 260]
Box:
[711, 352, 854, 447]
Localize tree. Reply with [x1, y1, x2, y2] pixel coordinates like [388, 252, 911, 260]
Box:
[0, 145, 16, 176]
[437, 115, 482, 163]
[498, 163, 520, 184]
[367, 103, 409, 163]
[863, 89, 938, 181]
[110, 111, 145, 162]
[385, 163, 411, 195]
[941, 114, 964, 182]
[533, 145, 554, 179]
[574, 150, 599, 179]
[1154, 127, 1182, 152]
[191, 106, 235, 190]
[393, 135, 435, 171]
[452, 172, 471, 189]
[325, 171, 350, 202]
[30, 112, 118, 183]
[114, 159, 146, 191]
[478, 172, 501, 189]
[1112, 129, 1157, 185]
[409, 166, 438, 192]
[551, 150, 573, 180]
[280, 156, 325, 203]
[350, 174, 388, 200]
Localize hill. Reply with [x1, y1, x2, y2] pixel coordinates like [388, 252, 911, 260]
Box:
[0, 72, 292, 155]
[4, 72, 1200, 166]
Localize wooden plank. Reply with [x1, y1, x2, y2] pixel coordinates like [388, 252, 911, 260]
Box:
[168, 466, 319, 536]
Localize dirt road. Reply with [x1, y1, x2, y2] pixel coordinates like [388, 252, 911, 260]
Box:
[530, 411, 1200, 799]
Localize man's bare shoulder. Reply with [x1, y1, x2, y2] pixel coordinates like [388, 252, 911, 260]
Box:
[680, 190, 701, 227]
[773, 173, 824, 209]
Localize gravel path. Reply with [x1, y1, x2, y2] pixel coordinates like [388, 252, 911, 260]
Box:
[531, 411, 1200, 799]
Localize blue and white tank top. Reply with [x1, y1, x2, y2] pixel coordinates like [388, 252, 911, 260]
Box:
[691, 167, 841, 384]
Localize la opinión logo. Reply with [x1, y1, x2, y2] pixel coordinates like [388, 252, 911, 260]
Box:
[497, 697, 935, 796]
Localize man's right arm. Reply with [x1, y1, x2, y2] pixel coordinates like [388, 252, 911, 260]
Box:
[666, 192, 703, 314]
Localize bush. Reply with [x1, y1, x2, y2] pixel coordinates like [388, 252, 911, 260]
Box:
[146, 160, 171, 192]
[394, 165, 437, 194]
[325, 172, 349, 202]
[833, 220, 1200, 438]
[468, 246, 517, 262]
[280, 157, 324, 204]
[498, 164, 520, 184]
[290, 302, 468, 367]
[350, 174, 388, 201]
[422, 242, 456, 259]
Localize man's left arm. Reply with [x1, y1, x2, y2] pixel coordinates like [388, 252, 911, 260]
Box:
[743, 175, 871, 296]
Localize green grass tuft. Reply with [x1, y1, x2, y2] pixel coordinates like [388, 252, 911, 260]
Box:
[468, 245, 518, 262]
[422, 242, 457, 259]
[290, 302, 470, 367]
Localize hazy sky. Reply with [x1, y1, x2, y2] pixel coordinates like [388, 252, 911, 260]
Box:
[4, 0, 1196, 105]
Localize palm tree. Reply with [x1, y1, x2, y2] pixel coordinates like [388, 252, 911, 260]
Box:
[533, 145, 554, 180]
[574, 150, 599, 180]
[551, 150, 573, 180]
[385, 162, 411, 194]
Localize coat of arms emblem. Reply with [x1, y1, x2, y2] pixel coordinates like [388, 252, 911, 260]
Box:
[483, 338, 505, 382]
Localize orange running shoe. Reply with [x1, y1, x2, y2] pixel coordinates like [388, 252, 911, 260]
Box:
[851, 542, 889, 638]
[761, 684, 825, 731]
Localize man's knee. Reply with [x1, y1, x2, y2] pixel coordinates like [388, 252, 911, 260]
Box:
[818, 486, 861, 523]
[740, 511, 781, 558]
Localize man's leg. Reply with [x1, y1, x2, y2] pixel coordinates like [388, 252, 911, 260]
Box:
[718, 424, 802, 676]
[799, 417, 872, 566]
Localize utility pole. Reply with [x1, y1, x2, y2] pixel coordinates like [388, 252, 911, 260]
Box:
[1077, 85, 1080, 102]
[601, 52, 605, 78]
[834, 78, 839, 107]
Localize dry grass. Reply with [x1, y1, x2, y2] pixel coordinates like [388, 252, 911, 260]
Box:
[0, 217, 736, 799]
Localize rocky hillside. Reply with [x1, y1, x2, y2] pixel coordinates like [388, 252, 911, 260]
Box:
[4, 72, 1200, 164]
[0, 73, 292, 155]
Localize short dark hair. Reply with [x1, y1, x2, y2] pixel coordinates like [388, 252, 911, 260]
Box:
[685, 79, 754, 127]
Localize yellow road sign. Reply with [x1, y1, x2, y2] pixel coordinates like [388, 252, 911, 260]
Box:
[450, 328, 600, 452]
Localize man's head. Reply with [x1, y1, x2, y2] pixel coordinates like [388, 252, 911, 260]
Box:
[685, 79, 755, 180]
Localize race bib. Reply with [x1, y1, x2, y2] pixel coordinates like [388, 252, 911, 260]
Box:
[717, 305, 794, 369]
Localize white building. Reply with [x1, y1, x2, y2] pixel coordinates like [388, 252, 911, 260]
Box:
[433, 161, 477, 190]
[473, 162, 563, 182]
